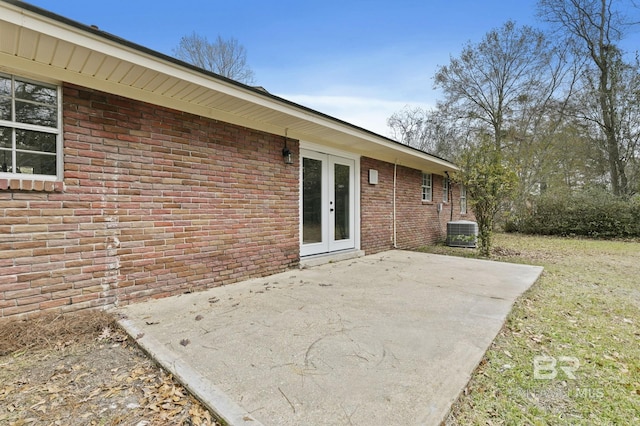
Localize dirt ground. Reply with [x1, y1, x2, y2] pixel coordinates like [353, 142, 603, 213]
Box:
[0, 311, 221, 426]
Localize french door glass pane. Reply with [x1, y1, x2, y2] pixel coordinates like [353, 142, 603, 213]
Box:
[303, 157, 322, 244]
[334, 163, 350, 241]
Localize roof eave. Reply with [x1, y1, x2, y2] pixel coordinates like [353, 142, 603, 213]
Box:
[0, 0, 457, 174]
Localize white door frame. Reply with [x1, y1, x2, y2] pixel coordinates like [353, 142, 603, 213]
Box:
[299, 142, 360, 257]
[328, 155, 355, 252]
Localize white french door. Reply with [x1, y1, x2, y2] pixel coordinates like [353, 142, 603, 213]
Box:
[301, 150, 355, 257]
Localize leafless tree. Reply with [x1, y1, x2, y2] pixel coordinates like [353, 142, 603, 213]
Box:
[538, 0, 639, 196]
[173, 33, 255, 84]
[434, 21, 572, 152]
[431, 20, 578, 210]
[387, 105, 471, 160]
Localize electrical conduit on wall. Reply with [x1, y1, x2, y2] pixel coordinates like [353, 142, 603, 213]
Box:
[393, 160, 397, 249]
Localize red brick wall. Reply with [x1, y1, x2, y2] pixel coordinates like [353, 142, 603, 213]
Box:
[0, 84, 299, 319]
[360, 157, 471, 254]
[360, 158, 394, 253]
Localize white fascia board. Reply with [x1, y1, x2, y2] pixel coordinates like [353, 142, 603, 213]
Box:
[388, 144, 458, 171]
[0, 52, 286, 139]
[1, 2, 457, 173]
[1, 4, 324, 125]
[0, 5, 253, 97]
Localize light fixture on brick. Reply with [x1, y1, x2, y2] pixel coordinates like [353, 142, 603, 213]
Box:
[282, 128, 293, 164]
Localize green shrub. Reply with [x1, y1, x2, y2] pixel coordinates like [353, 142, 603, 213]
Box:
[514, 190, 640, 238]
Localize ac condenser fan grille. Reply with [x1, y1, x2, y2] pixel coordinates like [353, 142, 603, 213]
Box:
[446, 221, 478, 248]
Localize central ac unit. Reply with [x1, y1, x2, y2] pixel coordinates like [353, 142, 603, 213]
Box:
[446, 220, 478, 248]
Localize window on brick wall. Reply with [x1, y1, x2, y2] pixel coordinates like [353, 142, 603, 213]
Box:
[443, 176, 449, 202]
[460, 185, 467, 214]
[0, 73, 61, 181]
[422, 173, 432, 202]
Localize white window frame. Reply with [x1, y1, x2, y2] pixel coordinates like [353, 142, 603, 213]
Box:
[422, 173, 432, 202]
[0, 73, 62, 182]
[460, 185, 467, 214]
[443, 176, 449, 202]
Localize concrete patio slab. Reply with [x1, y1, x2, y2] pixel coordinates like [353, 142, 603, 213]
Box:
[116, 250, 543, 426]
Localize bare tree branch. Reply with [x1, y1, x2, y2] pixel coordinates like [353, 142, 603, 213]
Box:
[173, 32, 255, 84]
[539, 0, 640, 196]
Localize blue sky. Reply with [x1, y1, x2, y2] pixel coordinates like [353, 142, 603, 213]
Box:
[20, 1, 632, 136]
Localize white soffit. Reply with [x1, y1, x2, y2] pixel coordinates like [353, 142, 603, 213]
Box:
[0, 0, 456, 174]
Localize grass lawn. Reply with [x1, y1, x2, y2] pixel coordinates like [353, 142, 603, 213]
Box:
[422, 233, 640, 425]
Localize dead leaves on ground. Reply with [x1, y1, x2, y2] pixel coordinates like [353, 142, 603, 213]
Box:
[0, 311, 117, 356]
[0, 313, 218, 426]
[0, 343, 217, 425]
[137, 369, 214, 425]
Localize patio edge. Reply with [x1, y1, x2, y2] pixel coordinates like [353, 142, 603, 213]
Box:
[117, 317, 263, 426]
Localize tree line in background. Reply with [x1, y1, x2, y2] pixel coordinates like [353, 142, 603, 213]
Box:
[388, 0, 640, 250]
